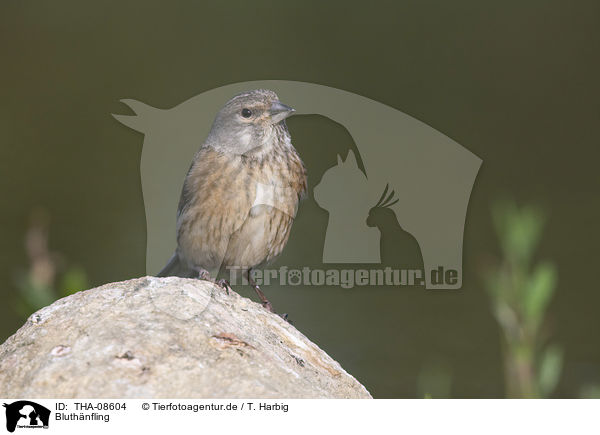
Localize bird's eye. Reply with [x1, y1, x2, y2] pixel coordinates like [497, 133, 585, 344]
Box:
[241, 108, 252, 118]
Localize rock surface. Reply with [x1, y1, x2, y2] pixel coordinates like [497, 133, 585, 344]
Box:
[0, 277, 371, 398]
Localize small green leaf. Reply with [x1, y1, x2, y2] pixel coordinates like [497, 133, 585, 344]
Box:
[523, 262, 557, 327]
[492, 201, 545, 264]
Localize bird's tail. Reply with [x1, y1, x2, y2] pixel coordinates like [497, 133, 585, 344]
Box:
[156, 253, 196, 278]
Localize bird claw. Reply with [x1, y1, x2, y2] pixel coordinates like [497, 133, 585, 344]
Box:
[196, 269, 211, 281]
[261, 300, 274, 313]
[216, 279, 232, 294]
[194, 269, 232, 295]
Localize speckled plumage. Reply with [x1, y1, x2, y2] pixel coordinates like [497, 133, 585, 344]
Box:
[159, 90, 307, 283]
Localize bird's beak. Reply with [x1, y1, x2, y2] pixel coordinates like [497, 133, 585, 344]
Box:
[269, 101, 296, 123]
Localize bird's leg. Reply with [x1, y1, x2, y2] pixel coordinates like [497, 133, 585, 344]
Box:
[246, 269, 289, 321]
[247, 268, 274, 313]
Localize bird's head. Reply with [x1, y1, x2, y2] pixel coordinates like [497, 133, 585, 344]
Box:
[366, 184, 399, 228]
[206, 89, 296, 154]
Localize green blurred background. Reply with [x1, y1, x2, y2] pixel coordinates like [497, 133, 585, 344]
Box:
[1, 0, 599, 398]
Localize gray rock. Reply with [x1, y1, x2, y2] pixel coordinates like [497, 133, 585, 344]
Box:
[0, 277, 371, 398]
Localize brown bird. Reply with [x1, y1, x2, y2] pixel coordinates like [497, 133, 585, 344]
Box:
[158, 89, 307, 313]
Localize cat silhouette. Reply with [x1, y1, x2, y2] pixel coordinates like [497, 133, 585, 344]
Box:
[314, 150, 380, 263]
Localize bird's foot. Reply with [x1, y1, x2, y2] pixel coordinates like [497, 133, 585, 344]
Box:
[247, 268, 288, 320]
[194, 269, 233, 295]
[196, 268, 212, 281]
[253, 285, 280, 315]
[216, 279, 232, 295]
[261, 299, 274, 313]
[256, 289, 291, 322]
